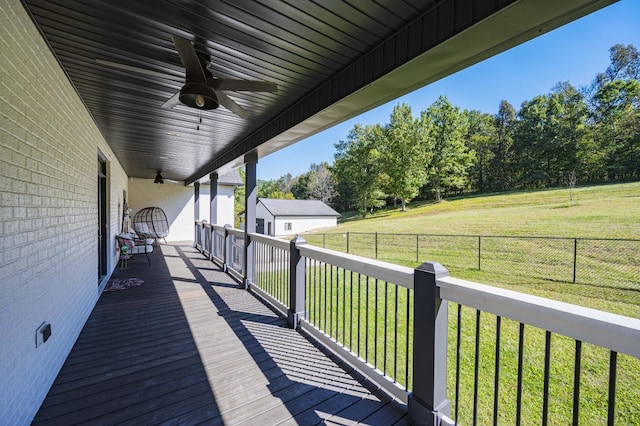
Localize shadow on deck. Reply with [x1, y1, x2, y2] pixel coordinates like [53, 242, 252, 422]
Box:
[33, 243, 407, 425]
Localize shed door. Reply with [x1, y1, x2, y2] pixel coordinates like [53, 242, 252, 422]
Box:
[256, 218, 265, 234]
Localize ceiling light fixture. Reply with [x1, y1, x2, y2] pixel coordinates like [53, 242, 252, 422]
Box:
[179, 81, 218, 110]
[154, 172, 164, 184]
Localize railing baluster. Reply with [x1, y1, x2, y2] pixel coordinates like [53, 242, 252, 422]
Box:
[313, 260, 321, 328]
[516, 322, 525, 426]
[573, 340, 582, 426]
[406, 287, 411, 391]
[394, 284, 398, 381]
[357, 273, 362, 357]
[493, 316, 501, 426]
[374, 278, 379, 369]
[384, 281, 388, 376]
[342, 268, 346, 346]
[323, 263, 328, 333]
[365, 276, 370, 363]
[608, 351, 617, 426]
[455, 304, 462, 425]
[473, 310, 480, 426]
[543, 331, 552, 426]
[329, 265, 334, 338]
[349, 271, 354, 350]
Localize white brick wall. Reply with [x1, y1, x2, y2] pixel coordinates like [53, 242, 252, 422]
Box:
[128, 180, 237, 241]
[0, 2, 128, 424]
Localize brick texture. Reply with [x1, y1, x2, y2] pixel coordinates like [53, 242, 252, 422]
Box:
[0, 2, 128, 424]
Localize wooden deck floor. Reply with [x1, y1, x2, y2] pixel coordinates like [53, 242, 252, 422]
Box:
[33, 243, 407, 425]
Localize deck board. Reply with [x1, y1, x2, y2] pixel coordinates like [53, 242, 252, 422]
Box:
[32, 243, 407, 425]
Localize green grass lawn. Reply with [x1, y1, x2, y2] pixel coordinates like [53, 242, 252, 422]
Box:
[293, 182, 640, 424]
[304, 182, 640, 318]
[333, 182, 640, 239]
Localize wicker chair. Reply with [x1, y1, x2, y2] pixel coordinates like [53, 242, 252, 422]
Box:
[133, 207, 169, 244]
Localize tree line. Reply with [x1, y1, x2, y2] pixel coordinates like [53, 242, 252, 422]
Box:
[256, 44, 639, 214]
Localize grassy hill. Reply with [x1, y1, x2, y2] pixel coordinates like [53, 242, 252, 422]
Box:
[335, 182, 640, 239]
[306, 182, 640, 318]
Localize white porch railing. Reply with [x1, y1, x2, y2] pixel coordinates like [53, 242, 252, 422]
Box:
[194, 222, 640, 425]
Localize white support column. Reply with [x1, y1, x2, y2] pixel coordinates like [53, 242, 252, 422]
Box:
[243, 152, 258, 290]
[209, 172, 218, 226]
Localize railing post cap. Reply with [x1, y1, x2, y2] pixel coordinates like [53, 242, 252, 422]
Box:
[224, 224, 232, 229]
[416, 261, 449, 277]
[290, 234, 306, 245]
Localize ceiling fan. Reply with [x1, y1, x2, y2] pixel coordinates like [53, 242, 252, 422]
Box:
[154, 171, 179, 184]
[96, 34, 278, 118]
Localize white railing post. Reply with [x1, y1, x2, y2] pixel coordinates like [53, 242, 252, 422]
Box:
[207, 223, 213, 261]
[194, 221, 202, 251]
[288, 235, 306, 329]
[223, 224, 231, 272]
[408, 261, 451, 426]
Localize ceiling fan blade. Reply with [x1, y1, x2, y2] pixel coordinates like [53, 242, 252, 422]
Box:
[96, 59, 175, 80]
[212, 79, 278, 92]
[216, 91, 249, 118]
[171, 34, 207, 82]
[161, 92, 181, 109]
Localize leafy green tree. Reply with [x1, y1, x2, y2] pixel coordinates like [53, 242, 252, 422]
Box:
[513, 85, 584, 188]
[381, 103, 432, 211]
[493, 100, 516, 191]
[464, 110, 496, 193]
[333, 124, 386, 215]
[291, 172, 310, 199]
[548, 82, 589, 184]
[234, 168, 245, 227]
[587, 44, 640, 181]
[257, 178, 295, 199]
[423, 96, 474, 201]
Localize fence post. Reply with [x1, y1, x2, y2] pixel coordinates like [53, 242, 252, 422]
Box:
[375, 232, 378, 259]
[347, 232, 350, 253]
[408, 261, 451, 426]
[573, 238, 578, 283]
[416, 234, 419, 263]
[288, 235, 306, 329]
[478, 236, 482, 271]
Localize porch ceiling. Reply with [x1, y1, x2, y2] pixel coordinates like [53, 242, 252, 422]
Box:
[21, 0, 616, 185]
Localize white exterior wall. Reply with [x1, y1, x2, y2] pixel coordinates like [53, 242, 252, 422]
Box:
[273, 216, 338, 237]
[128, 179, 194, 242]
[0, 2, 128, 423]
[128, 181, 237, 241]
[255, 203, 337, 237]
[255, 202, 275, 235]
[210, 184, 236, 227]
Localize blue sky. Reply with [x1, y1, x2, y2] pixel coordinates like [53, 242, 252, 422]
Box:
[257, 0, 640, 181]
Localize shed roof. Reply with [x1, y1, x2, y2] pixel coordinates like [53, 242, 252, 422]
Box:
[259, 199, 340, 217]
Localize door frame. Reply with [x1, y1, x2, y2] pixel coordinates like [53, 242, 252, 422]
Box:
[98, 154, 108, 280]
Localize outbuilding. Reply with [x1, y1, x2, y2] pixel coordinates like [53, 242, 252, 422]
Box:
[255, 198, 340, 237]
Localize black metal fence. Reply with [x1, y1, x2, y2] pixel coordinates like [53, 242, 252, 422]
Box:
[304, 232, 640, 293]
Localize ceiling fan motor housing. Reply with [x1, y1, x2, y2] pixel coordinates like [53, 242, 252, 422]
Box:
[179, 81, 219, 110]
